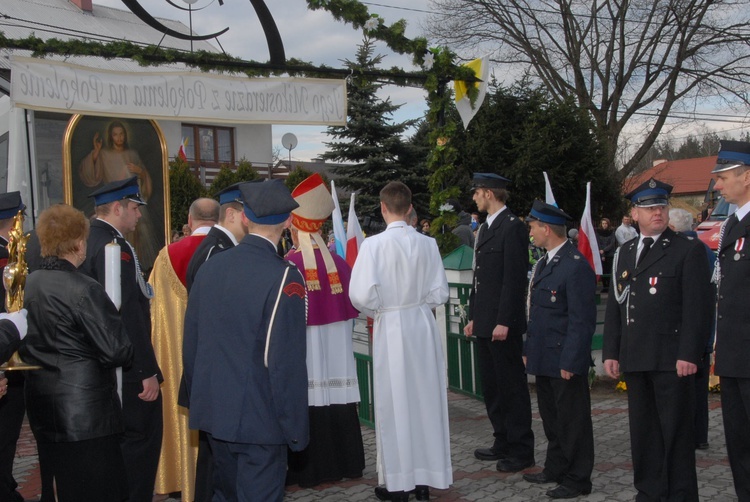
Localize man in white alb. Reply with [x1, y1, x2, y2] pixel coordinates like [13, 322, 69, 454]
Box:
[349, 181, 452, 502]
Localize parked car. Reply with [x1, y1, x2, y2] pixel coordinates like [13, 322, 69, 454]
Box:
[695, 197, 737, 250]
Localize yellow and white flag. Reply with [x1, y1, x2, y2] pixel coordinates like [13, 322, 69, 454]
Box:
[453, 55, 490, 129]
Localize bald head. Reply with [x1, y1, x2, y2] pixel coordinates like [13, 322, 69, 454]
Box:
[188, 198, 220, 230]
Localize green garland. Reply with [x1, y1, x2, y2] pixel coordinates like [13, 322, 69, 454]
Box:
[2, 0, 481, 255]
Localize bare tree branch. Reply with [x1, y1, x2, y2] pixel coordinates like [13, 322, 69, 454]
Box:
[427, 0, 750, 178]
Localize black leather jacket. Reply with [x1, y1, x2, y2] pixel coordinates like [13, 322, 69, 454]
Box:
[20, 257, 133, 443]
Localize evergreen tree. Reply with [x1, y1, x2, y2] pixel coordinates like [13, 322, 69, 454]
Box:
[322, 36, 427, 228]
[169, 158, 206, 231]
[446, 80, 623, 221]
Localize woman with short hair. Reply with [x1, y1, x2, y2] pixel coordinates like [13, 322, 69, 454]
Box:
[20, 204, 133, 502]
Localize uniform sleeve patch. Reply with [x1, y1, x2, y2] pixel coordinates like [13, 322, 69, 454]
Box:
[283, 282, 305, 298]
[120, 251, 132, 263]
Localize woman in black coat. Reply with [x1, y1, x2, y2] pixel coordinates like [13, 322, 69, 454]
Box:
[19, 204, 133, 502]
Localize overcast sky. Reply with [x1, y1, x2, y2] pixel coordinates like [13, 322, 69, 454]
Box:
[93, 0, 436, 162]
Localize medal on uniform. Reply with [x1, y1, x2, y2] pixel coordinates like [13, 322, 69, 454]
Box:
[618, 283, 623, 293]
[649, 277, 657, 295]
[550, 290, 557, 303]
[734, 238, 745, 261]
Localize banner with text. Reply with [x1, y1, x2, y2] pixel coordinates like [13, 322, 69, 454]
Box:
[10, 57, 347, 125]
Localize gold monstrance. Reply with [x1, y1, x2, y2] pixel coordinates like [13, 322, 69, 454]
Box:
[1, 210, 40, 370]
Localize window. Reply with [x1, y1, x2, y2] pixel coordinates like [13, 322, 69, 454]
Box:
[181, 124, 235, 167]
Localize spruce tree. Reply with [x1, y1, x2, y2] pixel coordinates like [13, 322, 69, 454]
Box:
[322, 36, 425, 230]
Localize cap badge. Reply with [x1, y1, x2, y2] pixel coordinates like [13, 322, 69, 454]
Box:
[648, 179, 657, 188]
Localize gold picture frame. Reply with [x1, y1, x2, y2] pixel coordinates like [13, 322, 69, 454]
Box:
[63, 115, 170, 271]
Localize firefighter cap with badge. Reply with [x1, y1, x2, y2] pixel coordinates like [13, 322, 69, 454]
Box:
[625, 177, 673, 207]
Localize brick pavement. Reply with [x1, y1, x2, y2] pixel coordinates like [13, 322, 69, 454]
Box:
[14, 383, 737, 501]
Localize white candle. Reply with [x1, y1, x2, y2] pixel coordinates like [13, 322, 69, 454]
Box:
[104, 241, 123, 404]
[105, 242, 121, 310]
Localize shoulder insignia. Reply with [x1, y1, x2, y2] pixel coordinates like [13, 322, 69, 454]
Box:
[687, 235, 694, 240]
[574, 255, 580, 260]
[510, 216, 515, 221]
[283, 282, 305, 298]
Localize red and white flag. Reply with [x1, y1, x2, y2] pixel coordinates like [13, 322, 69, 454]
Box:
[177, 137, 188, 161]
[578, 182, 602, 275]
[346, 193, 364, 268]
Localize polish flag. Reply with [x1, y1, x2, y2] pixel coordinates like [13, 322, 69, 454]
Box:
[178, 137, 188, 161]
[346, 193, 364, 268]
[578, 182, 602, 274]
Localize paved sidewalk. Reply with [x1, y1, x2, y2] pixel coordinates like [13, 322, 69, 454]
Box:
[14, 383, 737, 501]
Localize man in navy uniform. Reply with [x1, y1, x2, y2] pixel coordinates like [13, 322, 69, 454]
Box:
[186, 182, 250, 293]
[183, 181, 250, 502]
[711, 140, 750, 500]
[0, 192, 31, 502]
[464, 173, 535, 472]
[523, 200, 596, 499]
[81, 176, 163, 502]
[183, 179, 308, 502]
[603, 178, 711, 502]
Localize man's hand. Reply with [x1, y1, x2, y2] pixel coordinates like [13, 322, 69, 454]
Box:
[676, 360, 698, 377]
[491, 324, 509, 341]
[560, 369, 574, 380]
[464, 320, 473, 337]
[604, 359, 620, 380]
[139, 375, 160, 402]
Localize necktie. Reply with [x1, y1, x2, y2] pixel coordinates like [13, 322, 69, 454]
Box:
[637, 237, 654, 267]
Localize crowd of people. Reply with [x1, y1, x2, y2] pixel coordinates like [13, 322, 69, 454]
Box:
[0, 139, 749, 501]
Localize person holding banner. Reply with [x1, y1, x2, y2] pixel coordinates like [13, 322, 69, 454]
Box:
[81, 177, 163, 502]
[285, 173, 364, 488]
[21, 204, 133, 502]
[0, 191, 29, 502]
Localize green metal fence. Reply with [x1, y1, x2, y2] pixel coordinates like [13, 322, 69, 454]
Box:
[354, 351, 374, 428]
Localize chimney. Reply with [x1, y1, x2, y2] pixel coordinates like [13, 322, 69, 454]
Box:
[70, 0, 93, 12]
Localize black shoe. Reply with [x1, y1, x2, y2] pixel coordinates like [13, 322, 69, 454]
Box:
[374, 486, 409, 502]
[695, 442, 709, 450]
[546, 485, 591, 499]
[474, 447, 506, 461]
[523, 471, 559, 484]
[413, 485, 429, 500]
[496, 457, 535, 472]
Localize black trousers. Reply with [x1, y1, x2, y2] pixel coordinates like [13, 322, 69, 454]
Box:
[536, 375, 594, 492]
[194, 430, 214, 502]
[36, 435, 128, 502]
[121, 381, 163, 502]
[0, 376, 25, 502]
[209, 435, 287, 502]
[693, 356, 710, 445]
[720, 376, 750, 502]
[624, 371, 698, 502]
[476, 336, 534, 461]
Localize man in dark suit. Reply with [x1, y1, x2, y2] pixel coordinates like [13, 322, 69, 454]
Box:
[0, 192, 29, 502]
[711, 140, 750, 500]
[186, 182, 250, 293]
[81, 176, 163, 502]
[183, 182, 250, 502]
[523, 200, 596, 499]
[603, 177, 711, 502]
[183, 180, 308, 502]
[464, 173, 534, 472]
